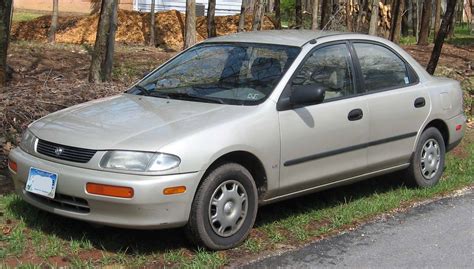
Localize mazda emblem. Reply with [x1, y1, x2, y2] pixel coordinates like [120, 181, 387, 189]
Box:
[54, 147, 64, 156]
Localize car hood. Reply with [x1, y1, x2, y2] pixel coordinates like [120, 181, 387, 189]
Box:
[29, 94, 237, 152]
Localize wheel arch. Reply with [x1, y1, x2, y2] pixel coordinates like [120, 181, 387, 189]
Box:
[199, 151, 268, 200]
[422, 119, 449, 148]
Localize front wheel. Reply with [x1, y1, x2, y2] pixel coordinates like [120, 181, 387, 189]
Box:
[186, 163, 258, 250]
[404, 127, 446, 187]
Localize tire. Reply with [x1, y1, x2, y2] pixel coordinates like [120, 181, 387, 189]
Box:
[185, 163, 258, 250]
[404, 127, 446, 187]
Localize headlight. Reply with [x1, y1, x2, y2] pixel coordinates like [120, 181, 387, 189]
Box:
[100, 151, 180, 172]
[20, 129, 37, 154]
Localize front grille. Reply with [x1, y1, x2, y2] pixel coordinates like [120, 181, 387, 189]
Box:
[36, 139, 97, 163]
[28, 192, 90, 213]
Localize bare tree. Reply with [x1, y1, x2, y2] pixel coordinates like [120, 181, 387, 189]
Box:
[426, 0, 457, 74]
[368, 0, 378, 35]
[184, 0, 197, 48]
[252, 0, 264, 31]
[389, 0, 404, 43]
[320, 0, 331, 29]
[433, 0, 441, 37]
[296, 0, 303, 28]
[149, 0, 156, 46]
[89, 0, 119, 83]
[346, 0, 353, 32]
[401, 0, 409, 36]
[411, 0, 417, 37]
[311, 0, 320, 30]
[48, 0, 59, 43]
[0, 0, 13, 86]
[238, 0, 248, 32]
[417, 0, 432, 46]
[207, 0, 217, 37]
[275, 0, 282, 29]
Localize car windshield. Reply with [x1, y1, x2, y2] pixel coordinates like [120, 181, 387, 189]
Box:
[128, 43, 301, 105]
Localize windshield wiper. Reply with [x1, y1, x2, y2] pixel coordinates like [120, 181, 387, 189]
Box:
[165, 92, 224, 104]
[132, 85, 150, 96]
[149, 91, 171, 99]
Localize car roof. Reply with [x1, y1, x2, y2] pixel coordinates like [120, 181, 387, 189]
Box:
[202, 30, 344, 47]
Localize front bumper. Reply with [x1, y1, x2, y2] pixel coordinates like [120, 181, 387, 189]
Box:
[8, 147, 201, 229]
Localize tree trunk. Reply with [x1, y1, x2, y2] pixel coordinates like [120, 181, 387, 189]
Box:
[48, 0, 59, 43]
[184, 0, 196, 48]
[426, 0, 457, 74]
[296, 0, 303, 29]
[346, 0, 353, 32]
[320, 0, 331, 29]
[0, 0, 13, 86]
[252, 0, 264, 31]
[417, 0, 432, 46]
[411, 0, 417, 36]
[149, 0, 156, 46]
[368, 0, 378, 35]
[207, 0, 217, 37]
[238, 0, 248, 32]
[401, 0, 409, 36]
[433, 0, 441, 37]
[389, 0, 404, 43]
[88, 0, 119, 83]
[275, 0, 281, 29]
[311, 0, 319, 30]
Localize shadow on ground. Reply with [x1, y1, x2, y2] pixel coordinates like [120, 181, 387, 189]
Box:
[5, 171, 407, 255]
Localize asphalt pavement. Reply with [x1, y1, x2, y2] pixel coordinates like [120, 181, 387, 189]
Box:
[244, 190, 474, 269]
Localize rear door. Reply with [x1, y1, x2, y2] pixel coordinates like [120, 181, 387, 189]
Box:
[351, 42, 430, 171]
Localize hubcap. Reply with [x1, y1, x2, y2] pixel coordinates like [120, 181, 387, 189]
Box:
[420, 138, 441, 180]
[208, 180, 248, 237]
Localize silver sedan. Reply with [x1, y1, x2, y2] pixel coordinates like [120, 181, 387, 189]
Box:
[8, 30, 466, 250]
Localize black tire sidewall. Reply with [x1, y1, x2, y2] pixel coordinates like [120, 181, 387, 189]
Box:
[190, 163, 258, 250]
[412, 127, 446, 187]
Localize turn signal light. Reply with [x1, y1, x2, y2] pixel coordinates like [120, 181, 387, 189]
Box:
[455, 124, 462, 131]
[86, 183, 134, 198]
[8, 160, 17, 173]
[163, 186, 186, 195]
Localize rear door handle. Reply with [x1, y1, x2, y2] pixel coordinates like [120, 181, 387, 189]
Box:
[348, 109, 363, 121]
[414, 97, 426, 108]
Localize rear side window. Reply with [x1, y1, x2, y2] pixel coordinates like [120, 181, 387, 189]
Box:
[353, 43, 413, 92]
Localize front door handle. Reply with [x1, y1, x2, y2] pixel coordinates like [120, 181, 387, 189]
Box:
[348, 109, 363, 121]
[414, 97, 426, 108]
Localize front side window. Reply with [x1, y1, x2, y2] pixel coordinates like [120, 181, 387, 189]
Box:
[353, 43, 412, 92]
[290, 44, 354, 101]
[129, 43, 300, 105]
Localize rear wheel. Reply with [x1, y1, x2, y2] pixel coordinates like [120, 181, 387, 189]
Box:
[186, 163, 258, 250]
[404, 127, 446, 187]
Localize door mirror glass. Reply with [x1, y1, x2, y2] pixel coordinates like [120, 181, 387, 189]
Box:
[290, 84, 326, 108]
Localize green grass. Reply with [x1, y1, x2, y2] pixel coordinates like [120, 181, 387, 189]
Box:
[12, 11, 43, 22]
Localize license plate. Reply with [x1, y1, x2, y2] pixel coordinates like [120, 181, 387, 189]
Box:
[25, 167, 58, 199]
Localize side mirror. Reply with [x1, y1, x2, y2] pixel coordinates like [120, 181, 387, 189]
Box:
[290, 84, 326, 108]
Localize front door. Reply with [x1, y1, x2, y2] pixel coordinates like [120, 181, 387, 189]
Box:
[278, 43, 370, 195]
